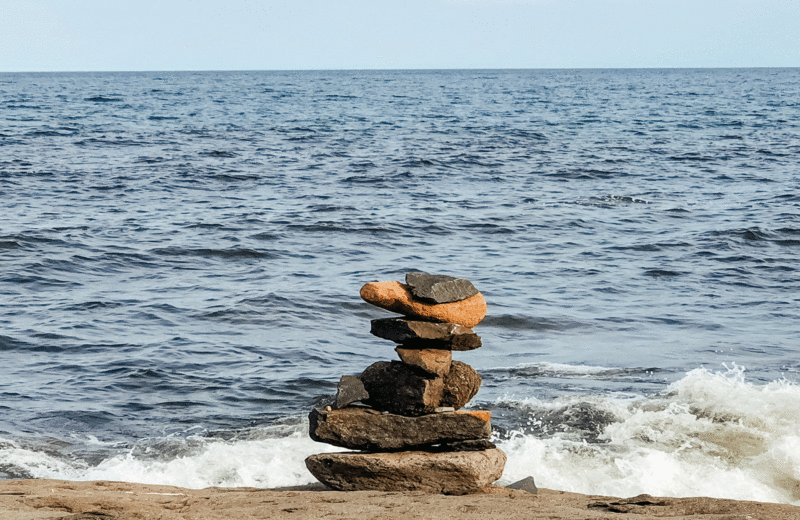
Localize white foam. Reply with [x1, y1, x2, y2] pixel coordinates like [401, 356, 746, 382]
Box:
[2, 365, 799, 504]
[497, 365, 800, 505]
[1, 430, 339, 489]
[507, 361, 616, 376]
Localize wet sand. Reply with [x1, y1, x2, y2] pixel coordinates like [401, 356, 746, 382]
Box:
[2, 479, 799, 519]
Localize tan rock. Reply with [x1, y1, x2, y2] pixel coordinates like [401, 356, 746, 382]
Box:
[396, 347, 452, 376]
[360, 281, 487, 328]
[442, 361, 482, 410]
[305, 448, 507, 495]
[308, 407, 492, 451]
[5, 478, 800, 519]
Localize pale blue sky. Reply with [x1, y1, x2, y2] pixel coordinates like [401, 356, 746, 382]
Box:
[1, 0, 798, 71]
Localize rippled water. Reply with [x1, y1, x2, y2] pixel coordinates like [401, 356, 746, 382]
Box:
[1, 69, 799, 501]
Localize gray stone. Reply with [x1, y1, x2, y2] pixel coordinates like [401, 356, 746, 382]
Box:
[360, 361, 443, 416]
[507, 476, 538, 494]
[308, 407, 492, 451]
[305, 448, 507, 495]
[441, 361, 482, 410]
[333, 375, 369, 409]
[371, 318, 482, 351]
[406, 272, 479, 304]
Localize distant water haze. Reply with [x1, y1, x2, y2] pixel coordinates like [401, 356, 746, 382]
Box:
[2, 1, 799, 70]
[0, 69, 799, 504]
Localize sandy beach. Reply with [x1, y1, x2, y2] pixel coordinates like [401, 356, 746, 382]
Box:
[1, 479, 799, 520]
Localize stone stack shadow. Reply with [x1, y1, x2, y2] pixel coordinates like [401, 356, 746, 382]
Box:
[305, 272, 506, 495]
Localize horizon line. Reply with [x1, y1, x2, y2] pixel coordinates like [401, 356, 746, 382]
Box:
[2, 66, 798, 74]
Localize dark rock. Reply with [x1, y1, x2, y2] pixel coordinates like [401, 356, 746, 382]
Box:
[426, 439, 497, 453]
[441, 361, 482, 410]
[507, 476, 538, 494]
[333, 375, 369, 409]
[360, 361, 443, 416]
[305, 448, 507, 495]
[406, 272, 480, 304]
[371, 318, 482, 351]
[308, 407, 492, 451]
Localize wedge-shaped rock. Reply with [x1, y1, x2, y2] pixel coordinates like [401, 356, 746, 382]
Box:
[442, 361, 482, 410]
[308, 407, 491, 451]
[360, 361, 442, 416]
[332, 375, 369, 409]
[372, 318, 482, 351]
[406, 272, 479, 304]
[305, 448, 507, 495]
[395, 347, 452, 377]
[360, 281, 487, 328]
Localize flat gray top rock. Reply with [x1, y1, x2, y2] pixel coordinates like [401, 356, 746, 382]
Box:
[405, 272, 479, 304]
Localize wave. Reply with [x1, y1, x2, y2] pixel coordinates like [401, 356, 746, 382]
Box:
[2, 365, 798, 504]
[496, 364, 800, 505]
[151, 247, 281, 260]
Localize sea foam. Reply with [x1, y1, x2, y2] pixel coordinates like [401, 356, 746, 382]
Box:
[2, 365, 798, 505]
[498, 364, 800, 505]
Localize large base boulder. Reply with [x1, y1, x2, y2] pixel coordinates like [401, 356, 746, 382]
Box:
[305, 448, 507, 495]
[360, 281, 487, 328]
[308, 407, 492, 451]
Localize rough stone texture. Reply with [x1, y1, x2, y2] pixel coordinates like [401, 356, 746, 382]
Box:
[507, 476, 538, 494]
[406, 272, 480, 304]
[308, 407, 492, 451]
[6, 478, 800, 520]
[442, 361, 482, 410]
[360, 281, 487, 328]
[305, 448, 507, 495]
[395, 347, 452, 377]
[372, 318, 482, 351]
[360, 361, 443, 416]
[333, 375, 369, 409]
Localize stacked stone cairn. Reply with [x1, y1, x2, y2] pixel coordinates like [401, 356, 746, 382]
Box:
[305, 272, 506, 495]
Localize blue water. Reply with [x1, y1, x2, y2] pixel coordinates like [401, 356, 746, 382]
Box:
[1, 69, 800, 501]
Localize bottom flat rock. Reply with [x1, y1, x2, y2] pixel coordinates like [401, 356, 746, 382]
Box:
[305, 448, 506, 495]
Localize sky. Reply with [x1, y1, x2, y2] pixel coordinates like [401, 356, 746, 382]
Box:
[1, 0, 798, 72]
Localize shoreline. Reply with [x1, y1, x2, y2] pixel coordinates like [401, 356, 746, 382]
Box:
[2, 479, 799, 519]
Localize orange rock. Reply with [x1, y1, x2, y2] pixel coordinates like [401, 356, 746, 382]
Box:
[458, 410, 491, 422]
[360, 281, 487, 328]
[396, 347, 452, 377]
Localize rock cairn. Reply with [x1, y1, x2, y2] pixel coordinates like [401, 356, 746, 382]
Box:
[305, 272, 506, 495]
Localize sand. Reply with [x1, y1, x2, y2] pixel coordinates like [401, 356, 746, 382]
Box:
[1, 479, 799, 520]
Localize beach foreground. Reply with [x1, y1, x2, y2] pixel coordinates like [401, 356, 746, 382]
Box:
[1, 480, 798, 520]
